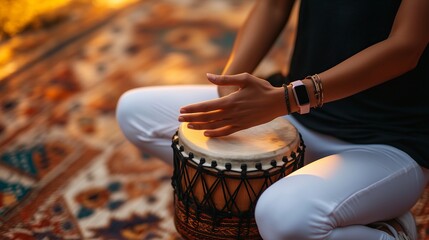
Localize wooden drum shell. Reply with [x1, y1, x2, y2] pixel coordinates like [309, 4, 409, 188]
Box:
[171, 118, 305, 240]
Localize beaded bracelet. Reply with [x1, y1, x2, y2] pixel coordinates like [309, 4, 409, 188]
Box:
[307, 75, 320, 104]
[305, 74, 324, 108]
[314, 74, 324, 107]
[282, 83, 291, 114]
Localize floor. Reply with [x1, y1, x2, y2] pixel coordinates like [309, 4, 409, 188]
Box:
[0, 0, 428, 239]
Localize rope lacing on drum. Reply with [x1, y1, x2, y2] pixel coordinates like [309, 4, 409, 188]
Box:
[171, 132, 306, 240]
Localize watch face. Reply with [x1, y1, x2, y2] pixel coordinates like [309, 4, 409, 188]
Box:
[295, 85, 310, 105]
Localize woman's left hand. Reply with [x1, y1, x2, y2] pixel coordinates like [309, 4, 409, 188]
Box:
[178, 73, 287, 137]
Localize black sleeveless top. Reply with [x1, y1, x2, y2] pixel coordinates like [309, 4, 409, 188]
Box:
[288, 0, 429, 168]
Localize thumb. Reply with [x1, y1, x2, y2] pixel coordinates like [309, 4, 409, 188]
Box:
[206, 73, 250, 88]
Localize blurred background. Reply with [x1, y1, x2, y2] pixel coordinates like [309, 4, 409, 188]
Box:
[0, 0, 427, 239]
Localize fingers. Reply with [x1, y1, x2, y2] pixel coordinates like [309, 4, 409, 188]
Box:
[179, 109, 226, 123]
[180, 96, 232, 114]
[203, 125, 242, 137]
[181, 73, 261, 114]
[186, 119, 230, 131]
[178, 110, 243, 137]
[177, 72, 265, 138]
[206, 72, 256, 88]
[178, 110, 241, 137]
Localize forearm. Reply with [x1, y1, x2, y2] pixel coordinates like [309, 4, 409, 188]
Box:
[219, 0, 296, 97]
[318, 38, 425, 104]
[311, 0, 429, 106]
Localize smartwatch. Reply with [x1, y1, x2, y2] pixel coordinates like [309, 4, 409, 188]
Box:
[291, 80, 310, 114]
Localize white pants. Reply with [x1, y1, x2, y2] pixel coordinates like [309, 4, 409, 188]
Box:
[116, 85, 429, 240]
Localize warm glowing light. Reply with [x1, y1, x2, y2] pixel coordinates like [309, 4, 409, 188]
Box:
[0, 0, 72, 37]
[0, 47, 12, 65]
[0, 0, 138, 38]
[0, 0, 139, 81]
[91, 0, 139, 9]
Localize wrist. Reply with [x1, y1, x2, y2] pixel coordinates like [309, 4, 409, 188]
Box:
[304, 74, 324, 108]
[285, 84, 300, 114]
[283, 79, 319, 115]
[301, 78, 319, 108]
[281, 84, 299, 115]
[275, 86, 289, 115]
[290, 80, 311, 114]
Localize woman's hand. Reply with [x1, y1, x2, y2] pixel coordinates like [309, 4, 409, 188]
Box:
[178, 73, 287, 137]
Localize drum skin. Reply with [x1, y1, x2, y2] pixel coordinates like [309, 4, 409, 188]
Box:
[171, 117, 305, 240]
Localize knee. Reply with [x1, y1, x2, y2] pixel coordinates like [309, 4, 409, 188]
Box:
[255, 179, 333, 240]
[116, 89, 153, 144]
[116, 89, 140, 128]
[116, 89, 137, 131]
[255, 193, 311, 240]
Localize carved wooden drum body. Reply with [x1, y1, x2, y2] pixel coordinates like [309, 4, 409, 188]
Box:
[171, 117, 305, 240]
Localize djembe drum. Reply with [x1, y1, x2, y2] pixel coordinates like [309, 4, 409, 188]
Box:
[171, 117, 305, 240]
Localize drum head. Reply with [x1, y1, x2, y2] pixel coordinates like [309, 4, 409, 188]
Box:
[177, 117, 299, 171]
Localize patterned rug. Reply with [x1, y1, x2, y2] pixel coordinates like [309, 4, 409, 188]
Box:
[0, 0, 428, 239]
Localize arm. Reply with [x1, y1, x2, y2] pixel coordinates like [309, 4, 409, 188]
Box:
[219, 0, 296, 97]
[179, 0, 429, 137]
[317, 0, 429, 103]
[288, 0, 429, 113]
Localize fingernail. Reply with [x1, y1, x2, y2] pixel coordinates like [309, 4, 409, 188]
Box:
[204, 131, 210, 136]
[180, 108, 187, 113]
[206, 73, 216, 80]
[188, 124, 194, 129]
[178, 116, 184, 122]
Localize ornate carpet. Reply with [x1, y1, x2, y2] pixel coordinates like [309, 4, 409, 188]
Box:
[0, 0, 428, 239]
